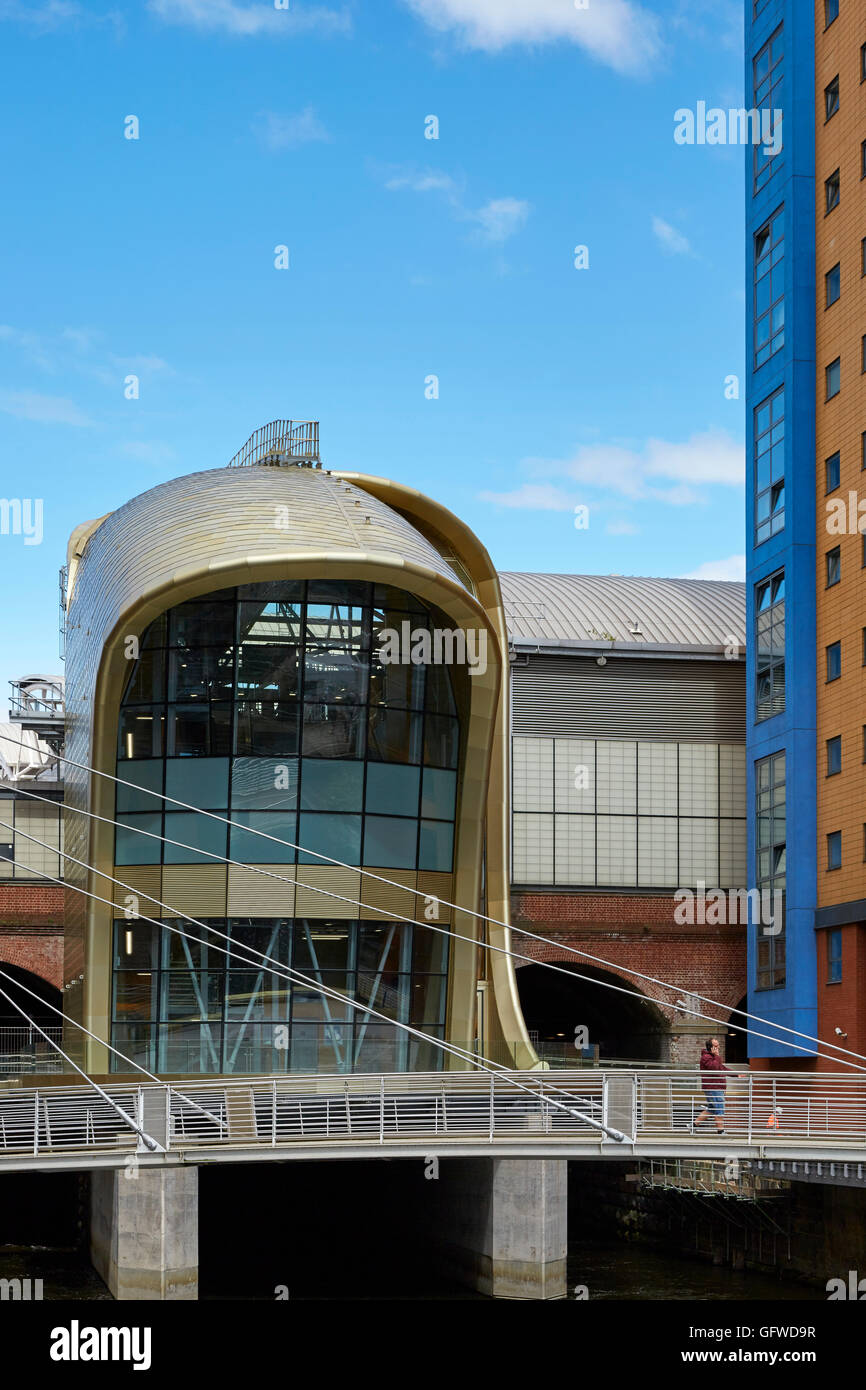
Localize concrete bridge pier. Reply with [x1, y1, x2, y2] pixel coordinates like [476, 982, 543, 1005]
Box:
[90, 1166, 198, 1300]
[428, 1158, 567, 1299]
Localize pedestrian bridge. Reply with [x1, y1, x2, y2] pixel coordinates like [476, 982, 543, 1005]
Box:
[1, 1068, 865, 1174]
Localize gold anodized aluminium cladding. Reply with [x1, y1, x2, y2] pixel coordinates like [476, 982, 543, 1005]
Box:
[62, 462, 534, 1074]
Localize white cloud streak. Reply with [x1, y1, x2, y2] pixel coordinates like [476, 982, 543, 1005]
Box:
[402, 0, 661, 74]
[147, 0, 349, 38]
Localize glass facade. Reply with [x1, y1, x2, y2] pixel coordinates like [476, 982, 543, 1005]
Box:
[755, 751, 786, 990]
[754, 209, 784, 368]
[754, 386, 785, 544]
[111, 916, 449, 1075]
[753, 26, 783, 195]
[111, 579, 465, 1074]
[115, 580, 461, 872]
[755, 570, 785, 721]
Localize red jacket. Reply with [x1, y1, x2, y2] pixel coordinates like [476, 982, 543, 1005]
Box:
[699, 1049, 731, 1091]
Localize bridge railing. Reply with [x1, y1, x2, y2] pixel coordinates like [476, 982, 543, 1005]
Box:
[0, 1070, 864, 1162]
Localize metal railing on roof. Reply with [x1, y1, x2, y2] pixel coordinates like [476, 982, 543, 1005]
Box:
[226, 420, 320, 470]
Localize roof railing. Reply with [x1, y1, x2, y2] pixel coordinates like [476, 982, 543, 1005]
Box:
[227, 420, 320, 470]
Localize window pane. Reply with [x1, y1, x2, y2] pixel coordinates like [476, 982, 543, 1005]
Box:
[123, 649, 166, 704]
[297, 813, 361, 865]
[115, 814, 162, 865]
[423, 715, 459, 769]
[229, 811, 297, 864]
[236, 701, 299, 757]
[365, 762, 420, 817]
[419, 819, 454, 871]
[165, 756, 229, 810]
[362, 815, 418, 868]
[168, 648, 235, 702]
[236, 642, 299, 700]
[302, 701, 364, 758]
[163, 812, 227, 864]
[119, 708, 165, 760]
[116, 759, 163, 814]
[169, 600, 236, 647]
[231, 757, 298, 810]
[300, 758, 364, 811]
[421, 767, 457, 820]
[367, 707, 423, 763]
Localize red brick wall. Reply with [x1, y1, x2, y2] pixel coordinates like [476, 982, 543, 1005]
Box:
[511, 890, 747, 1065]
[0, 883, 64, 989]
[815, 922, 866, 1073]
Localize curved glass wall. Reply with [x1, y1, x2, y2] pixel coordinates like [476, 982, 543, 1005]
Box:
[115, 580, 462, 872]
[110, 579, 465, 1074]
[112, 917, 448, 1075]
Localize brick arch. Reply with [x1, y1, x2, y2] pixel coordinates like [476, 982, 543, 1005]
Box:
[0, 937, 63, 991]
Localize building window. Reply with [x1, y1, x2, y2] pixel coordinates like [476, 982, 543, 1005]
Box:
[826, 546, 841, 586]
[825, 262, 841, 306]
[862, 431, 866, 468]
[828, 928, 842, 982]
[826, 357, 841, 398]
[827, 830, 842, 870]
[754, 211, 785, 366]
[826, 452, 841, 492]
[862, 141, 866, 178]
[756, 571, 785, 721]
[862, 336, 866, 372]
[825, 76, 840, 120]
[827, 735, 842, 776]
[862, 533, 866, 568]
[862, 238, 866, 276]
[861, 41, 866, 82]
[825, 0, 839, 26]
[827, 640, 841, 680]
[110, 916, 450, 1076]
[863, 628, 866, 664]
[753, 28, 783, 194]
[754, 387, 785, 544]
[825, 169, 840, 213]
[0, 843, 13, 863]
[115, 580, 462, 877]
[755, 751, 785, 991]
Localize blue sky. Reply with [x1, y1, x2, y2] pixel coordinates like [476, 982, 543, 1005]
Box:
[0, 0, 746, 707]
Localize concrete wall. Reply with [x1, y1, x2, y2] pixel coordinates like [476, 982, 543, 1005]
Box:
[90, 1166, 198, 1300]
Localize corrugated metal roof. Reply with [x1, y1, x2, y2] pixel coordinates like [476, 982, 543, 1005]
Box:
[499, 572, 745, 651]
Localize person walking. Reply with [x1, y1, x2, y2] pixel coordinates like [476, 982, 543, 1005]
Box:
[692, 1037, 740, 1135]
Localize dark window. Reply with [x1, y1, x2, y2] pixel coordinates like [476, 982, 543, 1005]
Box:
[825, 75, 840, 120]
[863, 628, 866, 664]
[827, 830, 842, 870]
[826, 357, 841, 398]
[862, 533, 866, 568]
[826, 169, 840, 213]
[861, 41, 866, 82]
[755, 571, 785, 721]
[825, 0, 839, 25]
[826, 546, 841, 586]
[825, 262, 841, 306]
[862, 336, 866, 372]
[828, 928, 842, 982]
[827, 640, 842, 680]
[754, 387, 785, 544]
[754, 211, 785, 366]
[862, 238, 866, 275]
[755, 751, 786, 990]
[0, 843, 13, 863]
[827, 735, 842, 775]
[753, 28, 784, 194]
[862, 140, 866, 178]
[826, 452, 841, 492]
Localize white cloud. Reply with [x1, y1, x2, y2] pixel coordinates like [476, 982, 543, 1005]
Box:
[120, 441, 175, 465]
[254, 106, 331, 150]
[482, 430, 744, 512]
[383, 166, 530, 245]
[682, 554, 745, 582]
[384, 169, 459, 195]
[0, 390, 93, 425]
[466, 197, 530, 244]
[652, 215, 691, 256]
[479, 482, 580, 512]
[402, 0, 661, 74]
[147, 0, 349, 37]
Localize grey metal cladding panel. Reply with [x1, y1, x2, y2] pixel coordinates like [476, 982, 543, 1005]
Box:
[499, 571, 746, 647]
[511, 657, 746, 741]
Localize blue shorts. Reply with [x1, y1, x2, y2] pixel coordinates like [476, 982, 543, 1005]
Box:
[704, 1091, 725, 1116]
